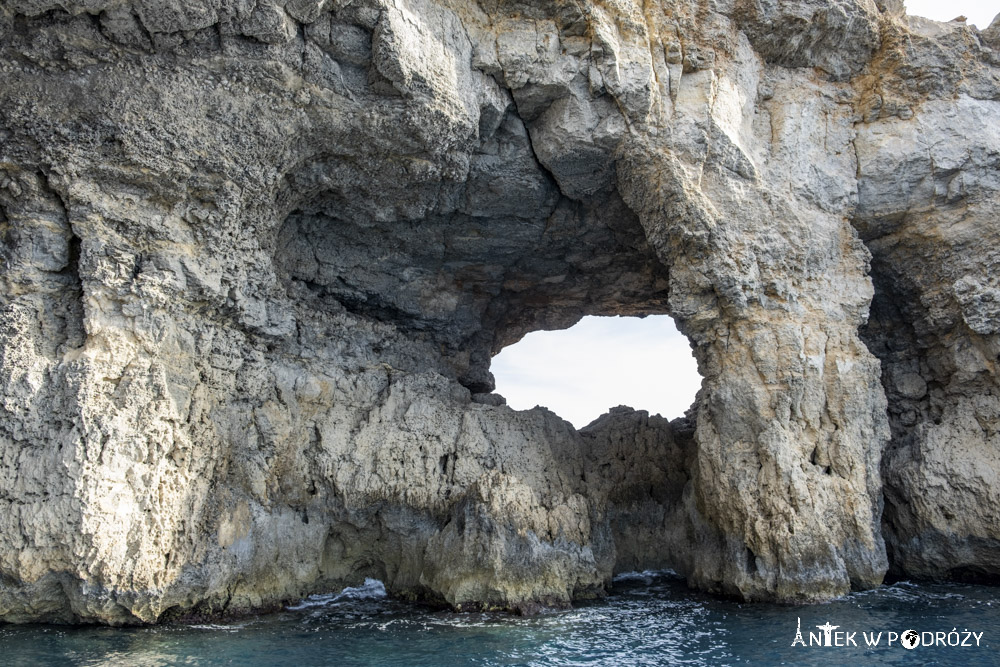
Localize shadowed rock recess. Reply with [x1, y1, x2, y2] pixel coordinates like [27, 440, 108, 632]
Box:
[0, 0, 997, 624]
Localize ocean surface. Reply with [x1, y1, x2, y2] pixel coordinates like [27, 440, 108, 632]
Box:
[2, 571, 997, 666]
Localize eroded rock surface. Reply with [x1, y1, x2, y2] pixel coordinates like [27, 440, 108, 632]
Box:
[854, 16, 1000, 581]
[0, 0, 997, 623]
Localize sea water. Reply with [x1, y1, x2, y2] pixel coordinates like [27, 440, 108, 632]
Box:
[2, 572, 997, 666]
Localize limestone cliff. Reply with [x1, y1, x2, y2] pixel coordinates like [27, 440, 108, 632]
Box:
[0, 0, 997, 624]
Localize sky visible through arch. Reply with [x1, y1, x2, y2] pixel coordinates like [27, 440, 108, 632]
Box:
[905, 0, 996, 27]
[491, 315, 701, 429]
[492, 0, 995, 431]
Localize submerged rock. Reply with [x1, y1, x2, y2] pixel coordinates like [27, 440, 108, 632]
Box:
[0, 0, 997, 623]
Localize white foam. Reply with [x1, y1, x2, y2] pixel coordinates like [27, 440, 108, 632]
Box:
[287, 578, 387, 611]
[612, 569, 678, 584]
[189, 623, 246, 632]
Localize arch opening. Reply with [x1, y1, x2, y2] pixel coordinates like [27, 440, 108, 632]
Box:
[903, 0, 996, 28]
[491, 314, 700, 429]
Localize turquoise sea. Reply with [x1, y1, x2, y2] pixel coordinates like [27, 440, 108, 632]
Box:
[2, 572, 997, 666]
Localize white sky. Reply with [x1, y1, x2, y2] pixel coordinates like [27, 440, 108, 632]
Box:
[905, 0, 997, 27]
[491, 315, 701, 429]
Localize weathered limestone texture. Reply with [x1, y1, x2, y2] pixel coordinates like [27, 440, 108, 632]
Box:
[0, 0, 997, 623]
[855, 15, 1000, 581]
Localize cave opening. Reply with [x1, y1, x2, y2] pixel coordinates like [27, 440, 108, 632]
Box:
[490, 314, 700, 429]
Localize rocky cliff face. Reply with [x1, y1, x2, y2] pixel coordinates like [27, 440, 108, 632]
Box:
[855, 16, 1000, 581]
[0, 0, 997, 624]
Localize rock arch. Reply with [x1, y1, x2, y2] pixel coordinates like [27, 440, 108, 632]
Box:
[0, 0, 998, 624]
